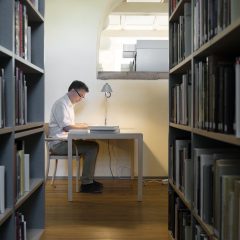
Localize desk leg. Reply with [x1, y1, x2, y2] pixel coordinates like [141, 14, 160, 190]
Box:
[131, 140, 135, 179]
[68, 137, 73, 201]
[136, 136, 143, 201]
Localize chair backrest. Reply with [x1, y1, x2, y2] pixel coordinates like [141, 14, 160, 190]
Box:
[44, 123, 49, 137]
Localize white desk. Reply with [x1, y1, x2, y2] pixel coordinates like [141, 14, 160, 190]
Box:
[67, 129, 143, 201]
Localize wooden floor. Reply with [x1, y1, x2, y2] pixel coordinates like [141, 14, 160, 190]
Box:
[41, 179, 169, 240]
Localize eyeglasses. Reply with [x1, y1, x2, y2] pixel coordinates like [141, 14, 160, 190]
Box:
[74, 89, 85, 98]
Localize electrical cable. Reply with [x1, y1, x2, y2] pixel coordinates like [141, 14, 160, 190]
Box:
[107, 139, 114, 178]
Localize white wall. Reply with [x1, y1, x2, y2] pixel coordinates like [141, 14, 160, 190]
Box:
[45, 0, 169, 177]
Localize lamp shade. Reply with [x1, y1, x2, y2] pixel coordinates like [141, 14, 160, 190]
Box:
[101, 83, 112, 93]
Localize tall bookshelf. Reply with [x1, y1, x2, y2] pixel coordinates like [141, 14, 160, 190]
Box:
[168, 0, 240, 239]
[0, 0, 45, 239]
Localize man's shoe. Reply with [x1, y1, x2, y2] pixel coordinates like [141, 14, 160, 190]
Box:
[80, 183, 103, 193]
[93, 180, 104, 188]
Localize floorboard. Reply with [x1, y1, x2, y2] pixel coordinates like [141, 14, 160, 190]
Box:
[41, 179, 169, 240]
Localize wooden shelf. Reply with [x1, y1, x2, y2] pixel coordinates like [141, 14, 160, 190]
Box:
[14, 122, 44, 132]
[0, 208, 13, 226]
[24, 0, 44, 23]
[0, 127, 13, 135]
[0, 45, 12, 58]
[15, 127, 44, 139]
[193, 17, 240, 58]
[192, 210, 215, 238]
[169, 0, 190, 22]
[15, 55, 44, 74]
[168, 231, 175, 240]
[15, 178, 44, 210]
[169, 54, 192, 74]
[169, 122, 192, 132]
[192, 128, 240, 146]
[27, 229, 44, 240]
[97, 71, 169, 80]
[0, 0, 45, 238]
[169, 179, 191, 210]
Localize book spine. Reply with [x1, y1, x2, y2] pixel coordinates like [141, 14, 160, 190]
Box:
[0, 166, 5, 214]
[236, 57, 240, 137]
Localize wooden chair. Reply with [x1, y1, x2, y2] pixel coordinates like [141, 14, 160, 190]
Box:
[44, 124, 82, 192]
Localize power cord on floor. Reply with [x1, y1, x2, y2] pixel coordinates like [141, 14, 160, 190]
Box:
[143, 178, 168, 185]
[107, 139, 114, 178]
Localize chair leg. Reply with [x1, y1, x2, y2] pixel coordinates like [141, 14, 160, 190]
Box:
[51, 159, 58, 187]
[76, 157, 80, 192]
[45, 155, 51, 183]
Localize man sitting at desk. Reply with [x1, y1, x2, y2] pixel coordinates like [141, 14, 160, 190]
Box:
[49, 80, 103, 193]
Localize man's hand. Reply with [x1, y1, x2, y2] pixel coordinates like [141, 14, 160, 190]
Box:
[63, 123, 88, 132]
[76, 123, 88, 129]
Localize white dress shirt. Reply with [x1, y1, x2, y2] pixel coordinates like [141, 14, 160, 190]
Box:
[49, 94, 75, 148]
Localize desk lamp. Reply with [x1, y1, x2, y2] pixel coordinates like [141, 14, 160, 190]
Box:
[101, 83, 112, 125]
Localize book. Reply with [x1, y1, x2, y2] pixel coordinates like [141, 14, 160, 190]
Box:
[18, 149, 25, 197]
[184, 2, 191, 58]
[233, 180, 240, 240]
[15, 212, 27, 240]
[15, 0, 31, 61]
[194, 57, 235, 133]
[170, 2, 192, 67]
[221, 175, 240, 240]
[193, 148, 228, 215]
[170, 71, 191, 125]
[199, 154, 214, 223]
[15, 67, 28, 125]
[175, 139, 191, 189]
[236, 57, 240, 137]
[0, 68, 6, 128]
[214, 159, 240, 237]
[168, 189, 175, 237]
[193, 0, 233, 50]
[0, 166, 5, 214]
[183, 158, 192, 202]
[24, 154, 30, 192]
[231, 0, 240, 23]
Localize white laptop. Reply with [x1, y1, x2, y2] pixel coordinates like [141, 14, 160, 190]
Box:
[89, 125, 120, 133]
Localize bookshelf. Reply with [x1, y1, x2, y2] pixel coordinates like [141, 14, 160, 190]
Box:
[168, 0, 240, 239]
[0, 0, 45, 239]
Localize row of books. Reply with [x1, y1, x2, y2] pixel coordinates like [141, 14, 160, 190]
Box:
[193, 56, 240, 135]
[168, 193, 191, 240]
[169, 139, 192, 203]
[168, 194, 210, 240]
[0, 68, 6, 128]
[193, 148, 240, 240]
[193, 0, 240, 51]
[15, 142, 30, 201]
[15, 0, 32, 61]
[170, 71, 191, 126]
[15, 212, 27, 240]
[169, 2, 191, 67]
[15, 67, 28, 126]
[0, 166, 5, 214]
[170, 138, 240, 240]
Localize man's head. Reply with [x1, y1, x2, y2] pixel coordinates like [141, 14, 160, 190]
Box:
[67, 80, 89, 104]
